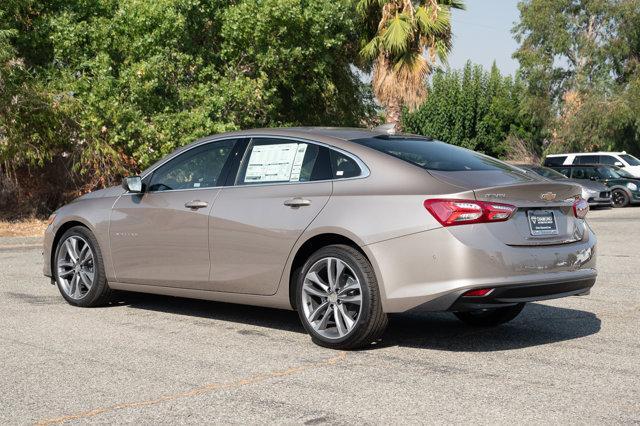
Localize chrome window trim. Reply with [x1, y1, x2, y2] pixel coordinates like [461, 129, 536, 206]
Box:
[131, 134, 370, 194]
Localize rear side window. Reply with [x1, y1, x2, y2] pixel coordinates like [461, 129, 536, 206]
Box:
[576, 155, 599, 165]
[543, 156, 567, 166]
[330, 150, 361, 178]
[352, 136, 518, 172]
[237, 138, 331, 185]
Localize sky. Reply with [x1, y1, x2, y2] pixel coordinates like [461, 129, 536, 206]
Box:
[447, 0, 521, 75]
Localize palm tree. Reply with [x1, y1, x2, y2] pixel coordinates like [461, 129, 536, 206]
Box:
[358, 0, 465, 128]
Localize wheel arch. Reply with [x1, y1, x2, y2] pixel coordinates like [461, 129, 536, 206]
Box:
[287, 232, 373, 310]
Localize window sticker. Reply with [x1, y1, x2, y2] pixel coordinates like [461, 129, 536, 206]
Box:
[244, 143, 307, 183]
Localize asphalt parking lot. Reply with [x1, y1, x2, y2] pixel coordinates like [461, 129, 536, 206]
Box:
[1, 207, 639, 425]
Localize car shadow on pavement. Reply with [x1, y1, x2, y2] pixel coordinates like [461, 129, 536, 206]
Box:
[383, 303, 601, 352]
[112, 292, 600, 352]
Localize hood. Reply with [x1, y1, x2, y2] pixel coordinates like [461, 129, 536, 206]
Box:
[74, 186, 124, 202]
[565, 178, 608, 192]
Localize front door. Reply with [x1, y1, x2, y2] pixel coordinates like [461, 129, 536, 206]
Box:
[209, 137, 333, 295]
[110, 138, 238, 288]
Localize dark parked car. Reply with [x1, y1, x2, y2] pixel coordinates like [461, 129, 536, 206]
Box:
[548, 164, 640, 207]
[515, 164, 613, 208]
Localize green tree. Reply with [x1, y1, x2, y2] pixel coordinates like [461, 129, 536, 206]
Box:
[403, 61, 535, 159]
[357, 0, 465, 127]
[0, 0, 374, 216]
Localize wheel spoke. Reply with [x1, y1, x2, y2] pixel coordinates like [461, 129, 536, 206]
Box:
[79, 270, 93, 289]
[79, 244, 92, 265]
[338, 277, 359, 296]
[58, 268, 74, 278]
[317, 307, 333, 330]
[326, 258, 336, 290]
[333, 305, 347, 336]
[72, 274, 82, 298]
[303, 284, 328, 299]
[338, 304, 355, 331]
[64, 239, 79, 261]
[305, 271, 329, 292]
[339, 293, 362, 304]
[308, 301, 329, 322]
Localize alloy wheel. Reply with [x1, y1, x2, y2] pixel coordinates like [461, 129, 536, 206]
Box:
[56, 236, 95, 300]
[612, 190, 628, 207]
[301, 257, 363, 340]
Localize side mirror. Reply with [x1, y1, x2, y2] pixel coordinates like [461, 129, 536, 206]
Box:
[615, 161, 624, 167]
[122, 176, 143, 193]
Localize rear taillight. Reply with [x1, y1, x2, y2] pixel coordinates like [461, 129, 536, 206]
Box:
[424, 199, 516, 227]
[573, 198, 589, 219]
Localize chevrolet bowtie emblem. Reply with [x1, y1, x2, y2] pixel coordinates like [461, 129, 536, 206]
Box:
[540, 192, 557, 201]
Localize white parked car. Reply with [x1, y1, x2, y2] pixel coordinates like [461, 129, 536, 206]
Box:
[543, 152, 640, 178]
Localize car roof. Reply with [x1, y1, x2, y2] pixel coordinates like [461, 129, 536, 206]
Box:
[546, 152, 626, 156]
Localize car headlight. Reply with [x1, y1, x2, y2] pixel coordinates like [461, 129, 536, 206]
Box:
[627, 182, 638, 191]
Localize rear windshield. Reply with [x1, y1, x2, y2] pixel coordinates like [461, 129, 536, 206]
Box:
[530, 166, 568, 179]
[351, 136, 520, 172]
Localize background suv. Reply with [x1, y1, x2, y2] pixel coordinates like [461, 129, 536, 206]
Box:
[548, 164, 640, 207]
[544, 152, 640, 178]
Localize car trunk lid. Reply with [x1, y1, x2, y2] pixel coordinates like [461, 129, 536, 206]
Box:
[428, 170, 585, 246]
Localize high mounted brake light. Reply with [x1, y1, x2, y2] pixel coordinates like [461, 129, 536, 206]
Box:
[424, 199, 516, 227]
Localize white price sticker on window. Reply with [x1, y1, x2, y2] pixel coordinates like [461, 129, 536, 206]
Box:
[244, 143, 307, 183]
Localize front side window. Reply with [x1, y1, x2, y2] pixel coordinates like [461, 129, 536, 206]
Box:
[147, 139, 236, 191]
[237, 138, 331, 185]
[599, 155, 619, 165]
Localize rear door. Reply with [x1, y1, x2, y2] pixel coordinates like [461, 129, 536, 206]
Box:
[208, 137, 333, 295]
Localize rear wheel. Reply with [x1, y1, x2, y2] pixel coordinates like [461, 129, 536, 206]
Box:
[612, 189, 630, 208]
[54, 226, 112, 307]
[295, 245, 387, 349]
[454, 303, 525, 327]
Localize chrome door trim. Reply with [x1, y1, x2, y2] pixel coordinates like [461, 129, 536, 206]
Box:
[138, 134, 371, 186]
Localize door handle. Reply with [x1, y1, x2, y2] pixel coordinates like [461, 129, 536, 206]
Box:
[184, 200, 208, 209]
[284, 197, 311, 208]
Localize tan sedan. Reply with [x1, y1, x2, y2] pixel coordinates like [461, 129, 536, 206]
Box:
[43, 128, 596, 349]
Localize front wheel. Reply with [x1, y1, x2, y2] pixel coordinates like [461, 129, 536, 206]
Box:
[295, 245, 388, 349]
[454, 303, 525, 327]
[53, 226, 112, 307]
[612, 189, 630, 208]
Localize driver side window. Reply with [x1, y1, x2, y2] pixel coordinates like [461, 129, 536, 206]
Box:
[148, 139, 236, 192]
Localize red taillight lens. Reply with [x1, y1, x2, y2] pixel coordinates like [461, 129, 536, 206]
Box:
[424, 199, 516, 227]
[573, 198, 589, 219]
[462, 288, 494, 297]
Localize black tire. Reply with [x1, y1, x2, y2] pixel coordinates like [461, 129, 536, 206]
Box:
[612, 189, 630, 208]
[53, 226, 112, 307]
[454, 303, 525, 327]
[295, 244, 388, 350]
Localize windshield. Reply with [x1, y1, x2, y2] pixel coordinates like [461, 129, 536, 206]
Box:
[529, 166, 568, 180]
[352, 136, 526, 174]
[621, 154, 640, 166]
[611, 165, 635, 178]
[597, 166, 624, 179]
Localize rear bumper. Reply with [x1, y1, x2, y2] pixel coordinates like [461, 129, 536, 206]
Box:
[365, 224, 597, 313]
[447, 276, 595, 312]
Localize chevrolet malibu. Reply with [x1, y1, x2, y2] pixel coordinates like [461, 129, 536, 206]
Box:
[44, 128, 597, 349]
